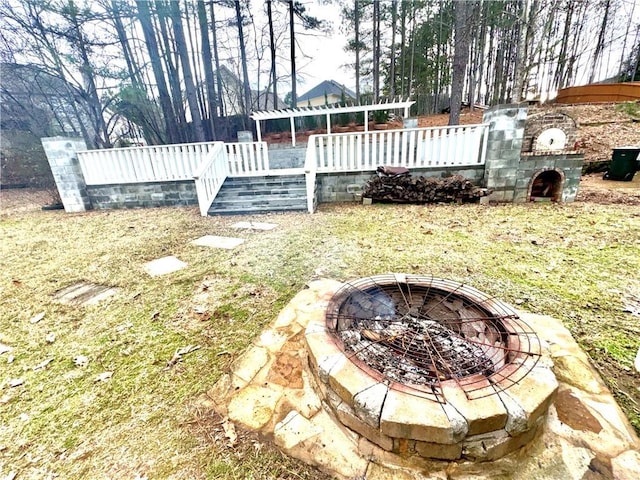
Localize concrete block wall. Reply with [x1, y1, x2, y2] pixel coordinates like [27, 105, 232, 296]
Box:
[41, 137, 91, 212]
[482, 104, 528, 202]
[88, 181, 197, 209]
[268, 146, 307, 169]
[516, 153, 583, 202]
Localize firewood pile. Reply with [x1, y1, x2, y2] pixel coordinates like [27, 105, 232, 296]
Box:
[363, 169, 490, 204]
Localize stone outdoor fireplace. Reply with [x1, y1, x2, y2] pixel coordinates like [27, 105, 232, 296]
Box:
[482, 106, 584, 204]
[304, 274, 557, 461]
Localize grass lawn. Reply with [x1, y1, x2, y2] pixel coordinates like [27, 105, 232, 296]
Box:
[1, 199, 639, 479]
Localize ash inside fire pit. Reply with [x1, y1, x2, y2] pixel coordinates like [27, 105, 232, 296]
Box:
[326, 275, 540, 400]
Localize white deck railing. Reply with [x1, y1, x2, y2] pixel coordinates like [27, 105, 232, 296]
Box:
[78, 141, 271, 185]
[225, 142, 270, 176]
[306, 124, 489, 173]
[77, 141, 220, 185]
[193, 142, 230, 216]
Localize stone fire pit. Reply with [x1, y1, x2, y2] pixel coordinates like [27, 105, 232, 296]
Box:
[307, 274, 556, 461]
[205, 278, 640, 479]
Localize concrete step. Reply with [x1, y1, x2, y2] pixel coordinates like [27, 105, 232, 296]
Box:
[208, 205, 308, 216]
[207, 175, 308, 216]
[223, 174, 305, 187]
[215, 187, 307, 199]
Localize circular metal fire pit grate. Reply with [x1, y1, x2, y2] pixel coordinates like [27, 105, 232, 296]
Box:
[325, 274, 541, 403]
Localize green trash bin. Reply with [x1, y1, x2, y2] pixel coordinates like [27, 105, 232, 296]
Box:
[603, 146, 640, 181]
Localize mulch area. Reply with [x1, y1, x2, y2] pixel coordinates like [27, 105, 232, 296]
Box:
[0, 188, 57, 215]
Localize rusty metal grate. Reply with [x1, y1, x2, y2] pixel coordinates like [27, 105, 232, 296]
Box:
[325, 274, 541, 403]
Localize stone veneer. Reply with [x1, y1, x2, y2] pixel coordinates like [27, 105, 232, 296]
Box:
[204, 279, 640, 480]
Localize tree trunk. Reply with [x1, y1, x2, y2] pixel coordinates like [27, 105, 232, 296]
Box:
[185, 3, 206, 123]
[372, 0, 380, 102]
[169, 1, 205, 142]
[67, 7, 111, 147]
[399, 0, 407, 98]
[390, 0, 397, 98]
[589, 0, 611, 84]
[449, 0, 471, 125]
[197, 0, 218, 139]
[154, 1, 187, 140]
[235, 0, 252, 122]
[267, 0, 278, 108]
[288, 0, 297, 106]
[355, 0, 360, 102]
[209, 2, 226, 119]
[134, 1, 179, 142]
[110, 1, 142, 88]
[511, 0, 528, 103]
[408, 0, 416, 99]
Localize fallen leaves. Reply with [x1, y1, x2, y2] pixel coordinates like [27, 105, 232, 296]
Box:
[32, 358, 54, 371]
[29, 312, 45, 324]
[2, 470, 17, 480]
[7, 378, 24, 388]
[0, 343, 12, 355]
[222, 418, 238, 446]
[94, 371, 113, 382]
[164, 345, 201, 370]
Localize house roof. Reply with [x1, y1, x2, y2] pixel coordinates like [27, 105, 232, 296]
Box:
[217, 65, 287, 112]
[297, 80, 356, 103]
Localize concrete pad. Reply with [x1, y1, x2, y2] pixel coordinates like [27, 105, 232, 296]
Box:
[54, 282, 119, 306]
[190, 235, 245, 249]
[143, 256, 187, 277]
[231, 221, 278, 231]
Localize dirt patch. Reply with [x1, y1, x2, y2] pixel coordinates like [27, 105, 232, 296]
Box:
[577, 173, 640, 205]
[418, 108, 484, 127]
[0, 187, 57, 215]
[536, 103, 637, 125]
[188, 403, 331, 480]
[578, 122, 640, 163]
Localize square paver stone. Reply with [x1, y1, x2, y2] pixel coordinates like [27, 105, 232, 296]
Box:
[54, 282, 120, 306]
[144, 256, 187, 276]
[190, 235, 245, 249]
[231, 221, 278, 231]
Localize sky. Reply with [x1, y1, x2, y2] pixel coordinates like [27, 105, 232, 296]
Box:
[292, 4, 355, 94]
[262, 0, 640, 100]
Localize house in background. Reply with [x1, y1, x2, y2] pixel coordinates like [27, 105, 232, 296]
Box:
[296, 80, 356, 107]
[217, 65, 287, 116]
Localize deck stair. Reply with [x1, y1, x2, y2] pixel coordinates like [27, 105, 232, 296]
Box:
[207, 173, 307, 215]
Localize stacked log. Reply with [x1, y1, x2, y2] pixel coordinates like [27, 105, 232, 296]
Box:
[363, 172, 490, 204]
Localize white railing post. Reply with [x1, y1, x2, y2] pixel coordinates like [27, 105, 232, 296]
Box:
[193, 142, 229, 216]
[304, 135, 318, 213]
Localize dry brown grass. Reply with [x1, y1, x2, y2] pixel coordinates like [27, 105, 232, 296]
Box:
[1, 191, 639, 478]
